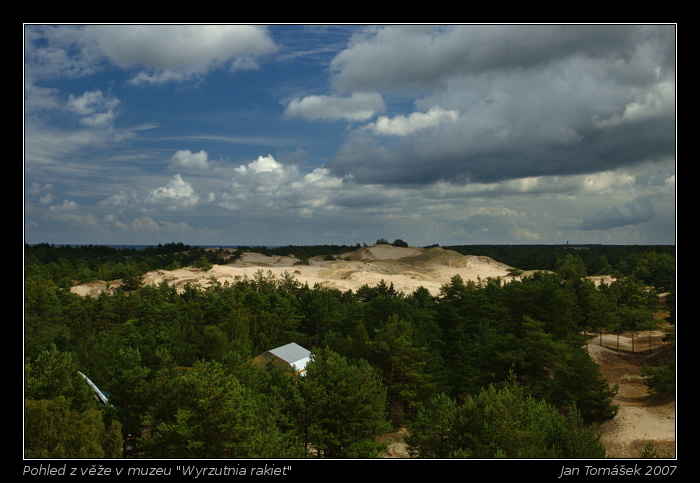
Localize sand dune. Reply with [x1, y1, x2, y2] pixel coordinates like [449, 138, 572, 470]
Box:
[71, 245, 518, 297]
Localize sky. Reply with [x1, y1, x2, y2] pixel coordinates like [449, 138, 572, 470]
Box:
[24, 24, 676, 247]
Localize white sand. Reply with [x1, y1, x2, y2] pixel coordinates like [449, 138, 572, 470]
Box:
[71, 245, 517, 297]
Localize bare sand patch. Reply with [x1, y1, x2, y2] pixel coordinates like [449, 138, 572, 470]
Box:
[71, 245, 517, 297]
[586, 334, 675, 458]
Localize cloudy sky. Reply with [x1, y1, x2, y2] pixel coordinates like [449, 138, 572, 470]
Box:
[24, 24, 676, 247]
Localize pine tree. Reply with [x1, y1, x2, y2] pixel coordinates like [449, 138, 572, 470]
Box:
[142, 360, 258, 458]
[370, 314, 438, 424]
[407, 375, 606, 458]
[298, 350, 391, 457]
[405, 393, 456, 458]
[25, 397, 123, 458]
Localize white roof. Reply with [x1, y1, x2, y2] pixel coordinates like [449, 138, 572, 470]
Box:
[268, 342, 311, 365]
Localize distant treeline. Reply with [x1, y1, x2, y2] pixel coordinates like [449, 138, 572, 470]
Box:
[25, 241, 675, 290]
[444, 244, 675, 276]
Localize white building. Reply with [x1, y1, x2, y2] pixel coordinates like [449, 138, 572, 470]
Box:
[253, 342, 312, 376]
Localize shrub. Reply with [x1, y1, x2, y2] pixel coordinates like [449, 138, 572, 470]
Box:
[641, 362, 675, 395]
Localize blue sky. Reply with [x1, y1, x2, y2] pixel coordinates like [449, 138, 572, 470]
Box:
[24, 24, 676, 247]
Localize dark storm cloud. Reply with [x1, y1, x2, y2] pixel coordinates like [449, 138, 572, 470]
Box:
[330, 25, 651, 93]
[325, 24, 675, 187]
[328, 112, 675, 186]
[580, 195, 656, 230]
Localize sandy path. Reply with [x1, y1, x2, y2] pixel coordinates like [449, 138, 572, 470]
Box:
[587, 334, 675, 458]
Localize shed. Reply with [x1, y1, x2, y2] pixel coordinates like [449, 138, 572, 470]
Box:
[253, 342, 312, 376]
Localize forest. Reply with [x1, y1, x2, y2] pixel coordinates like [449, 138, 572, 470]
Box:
[24, 242, 675, 459]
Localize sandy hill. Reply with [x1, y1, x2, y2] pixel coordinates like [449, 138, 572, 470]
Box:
[71, 245, 517, 297]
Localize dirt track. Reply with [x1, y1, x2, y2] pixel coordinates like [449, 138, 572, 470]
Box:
[380, 331, 676, 459]
[586, 330, 675, 458]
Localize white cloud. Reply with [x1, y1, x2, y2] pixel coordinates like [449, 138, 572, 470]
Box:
[124, 216, 160, 232]
[84, 25, 277, 84]
[591, 79, 675, 128]
[169, 149, 212, 171]
[238, 154, 284, 174]
[67, 90, 120, 128]
[47, 212, 101, 227]
[28, 182, 54, 203]
[48, 200, 78, 212]
[146, 174, 200, 210]
[101, 190, 137, 210]
[219, 155, 342, 214]
[368, 106, 459, 136]
[283, 92, 385, 121]
[110, 216, 204, 240]
[513, 228, 544, 241]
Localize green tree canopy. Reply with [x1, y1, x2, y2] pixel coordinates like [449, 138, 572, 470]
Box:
[25, 396, 123, 458]
[141, 360, 259, 458]
[369, 314, 440, 424]
[408, 375, 607, 458]
[298, 350, 391, 457]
